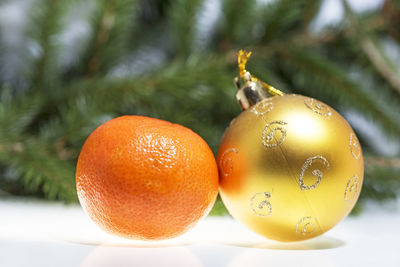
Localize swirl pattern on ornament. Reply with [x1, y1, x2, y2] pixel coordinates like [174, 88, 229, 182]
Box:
[251, 99, 273, 116]
[349, 133, 361, 159]
[296, 216, 317, 235]
[262, 121, 288, 148]
[304, 98, 332, 117]
[345, 175, 359, 201]
[219, 148, 239, 177]
[298, 155, 330, 190]
[250, 192, 272, 217]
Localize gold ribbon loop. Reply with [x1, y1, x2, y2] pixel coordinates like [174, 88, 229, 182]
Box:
[237, 50, 284, 96]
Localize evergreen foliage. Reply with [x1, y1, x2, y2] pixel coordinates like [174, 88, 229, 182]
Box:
[0, 0, 399, 214]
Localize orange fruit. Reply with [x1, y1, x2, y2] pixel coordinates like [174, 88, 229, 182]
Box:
[76, 115, 219, 240]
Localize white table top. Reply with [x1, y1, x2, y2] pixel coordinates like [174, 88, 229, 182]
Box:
[0, 199, 399, 267]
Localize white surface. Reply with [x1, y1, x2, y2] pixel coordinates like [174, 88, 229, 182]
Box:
[0, 199, 399, 267]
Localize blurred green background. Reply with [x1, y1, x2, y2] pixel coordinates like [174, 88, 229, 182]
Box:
[0, 0, 399, 215]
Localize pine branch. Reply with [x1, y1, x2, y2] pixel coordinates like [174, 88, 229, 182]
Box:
[0, 85, 74, 201]
[300, 0, 323, 32]
[361, 163, 400, 202]
[0, 89, 43, 141]
[342, 0, 400, 95]
[382, 0, 400, 42]
[218, 0, 257, 48]
[260, 0, 319, 42]
[27, 0, 69, 90]
[168, 0, 204, 57]
[80, 0, 138, 77]
[0, 138, 77, 202]
[360, 38, 400, 95]
[365, 156, 400, 168]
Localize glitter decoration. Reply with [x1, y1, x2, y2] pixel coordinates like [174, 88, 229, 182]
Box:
[298, 155, 330, 190]
[350, 133, 361, 159]
[250, 192, 272, 217]
[251, 99, 273, 116]
[219, 148, 239, 177]
[296, 217, 317, 235]
[304, 98, 332, 117]
[345, 175, 359, 201]
[262, 121, 288, 148]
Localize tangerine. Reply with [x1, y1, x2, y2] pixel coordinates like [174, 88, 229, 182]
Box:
[76, 115, 219, 240]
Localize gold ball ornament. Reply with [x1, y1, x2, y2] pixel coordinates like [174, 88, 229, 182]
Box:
[217, 51, 364, 242]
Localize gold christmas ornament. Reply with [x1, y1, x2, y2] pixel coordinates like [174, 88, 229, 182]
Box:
[217, 50, 364, 242]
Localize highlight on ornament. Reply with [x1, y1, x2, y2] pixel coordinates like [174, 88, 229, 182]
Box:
[217, 50, 364, 242]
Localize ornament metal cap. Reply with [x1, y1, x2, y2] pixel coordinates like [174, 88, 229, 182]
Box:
[235, 50, 284, 111]
[235, 73, 269, 110]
